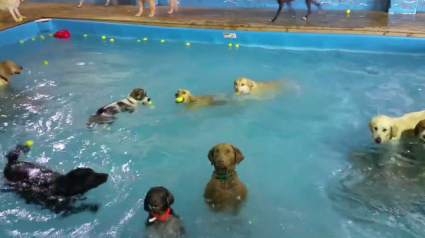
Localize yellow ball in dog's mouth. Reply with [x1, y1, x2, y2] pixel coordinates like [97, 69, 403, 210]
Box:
[148, 101, 152, 105]
[235, 92, 240, 95]
[175, 97, 183, 103]
[25, 140, 33, 146]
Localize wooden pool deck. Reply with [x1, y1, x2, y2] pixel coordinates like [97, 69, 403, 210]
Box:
[2, 2, 425, 37]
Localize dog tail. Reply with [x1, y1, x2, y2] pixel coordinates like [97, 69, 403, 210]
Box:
[6, 141, 32, 163]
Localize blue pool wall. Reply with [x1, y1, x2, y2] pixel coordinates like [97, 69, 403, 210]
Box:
[28, 0, 425, 13]
[1, 19, 425, 54]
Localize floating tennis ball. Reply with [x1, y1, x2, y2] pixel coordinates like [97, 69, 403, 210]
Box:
[175, 97, 183, 103]
[346, 9, 350, 14]
[31, 38, 35, 41]
[228, 43, 232, 47]
[110, 38, 114, 42]
[160, 39, 165, 43]
[83, 34, 88, 37]
[235, 44, 239, 48]
[43, 61, 48, 65]
[48, 33, 53, 37]
[143, 37, 147, 41]
[25, 140, 33, 146]
[102, 36, 106, 40]
[19, 40, 24, 44]
[137, 39, 141, 42]
[186, 42, 190, 46]
[39, 35, 45, 39]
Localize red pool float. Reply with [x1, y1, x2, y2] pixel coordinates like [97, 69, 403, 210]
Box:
[53, 30, 70, 39]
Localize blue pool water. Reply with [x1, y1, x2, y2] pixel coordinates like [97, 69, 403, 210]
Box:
[1, 22, 425, 237]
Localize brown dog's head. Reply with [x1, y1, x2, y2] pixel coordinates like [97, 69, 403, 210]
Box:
[175, 89, 196, 103]
[368, 115, 398, 144]
[129, 88, 151, 105]
[234, 77, 255, 94]
[144, 186, 174, 215]
[208, 143, 244, 173]
[414, 119, 425, 143]
[0, 61, 23, 82]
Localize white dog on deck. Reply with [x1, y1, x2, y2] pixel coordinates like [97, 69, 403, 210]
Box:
[0, 0, 25, 22]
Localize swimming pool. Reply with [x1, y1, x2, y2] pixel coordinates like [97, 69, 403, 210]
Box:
[1, 19, 425, 237]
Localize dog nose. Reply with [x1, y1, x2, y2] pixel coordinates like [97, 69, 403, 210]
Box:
[147, 98, 151, 102]
[175, 93, 178, 97]
[375, 138, 382, 144]
[20, 66, 23, 70]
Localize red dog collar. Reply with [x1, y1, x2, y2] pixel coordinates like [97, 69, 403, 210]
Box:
[150, 208, 171, 221]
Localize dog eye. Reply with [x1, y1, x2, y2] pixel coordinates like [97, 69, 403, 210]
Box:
[226, 149, 230, 154]
[374, 127, 378, 131]
[383, 129, 387, 132]
[234, 82, 237, 85]
[241, 84, 245, 86]
[182, 91, 186, 94]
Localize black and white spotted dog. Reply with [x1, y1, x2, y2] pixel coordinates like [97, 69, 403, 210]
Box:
[87, 88, 151, 128]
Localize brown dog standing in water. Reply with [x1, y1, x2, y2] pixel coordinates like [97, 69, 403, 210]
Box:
[204, 143, 247, 213]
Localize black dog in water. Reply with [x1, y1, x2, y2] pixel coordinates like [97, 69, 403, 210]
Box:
[144, 186, 185, 238]
[87, 88, 151, 128]
[270, 0, 321, 22]
[3, 142, 108, 216]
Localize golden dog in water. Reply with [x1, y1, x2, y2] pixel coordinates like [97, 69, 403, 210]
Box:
[234, 77, 283, 97]
[175, 89, 226, 109]
[0, 61, 22, 87]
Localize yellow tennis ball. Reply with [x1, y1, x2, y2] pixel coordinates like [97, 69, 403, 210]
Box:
[137, 39, 141, 42]
[18, 17, 23, 22]
[43, 61, 48, 65]
[102, 36, 106, 39]
[48, 33, 53, 37]
[228, 43, 232, 47]
[186, 42, 190, 46]
[83, 34, 88, 37]
[346, 9, 350, 14]
[39, 35, 45, 39]
[110, 38, 114, 42]
[175, 97, 183, 103]
[25, 140, 33, 146]
[160, 39, 165, 43]
[31, 38, 35, 41]
[235, 44, 239, 48]
[19, 40, 24, 44]
[143, 37, 148, 41]
[235, 92, 240, 95]
[148, 101, 152, 105]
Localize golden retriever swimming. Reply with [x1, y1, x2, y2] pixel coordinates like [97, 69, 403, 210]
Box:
[0, 61, 23, 87]
[369, 110, 425, 144]
[234, 77, 283, 97]
[174, 89, 226, 109]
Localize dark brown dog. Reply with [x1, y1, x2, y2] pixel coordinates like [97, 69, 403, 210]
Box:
[204, 143, 247, 212]
[270, 0, 321, 22]
[144, 186, 185, 238]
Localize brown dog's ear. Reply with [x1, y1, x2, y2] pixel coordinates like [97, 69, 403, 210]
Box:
[247, 79, 254, 89]
[207, 147, 214, 165]
[390, 125, 399, 139]
[188, 94, 198, 103]
[232, 145, 245, 164]
[166, 190, 174, 206]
